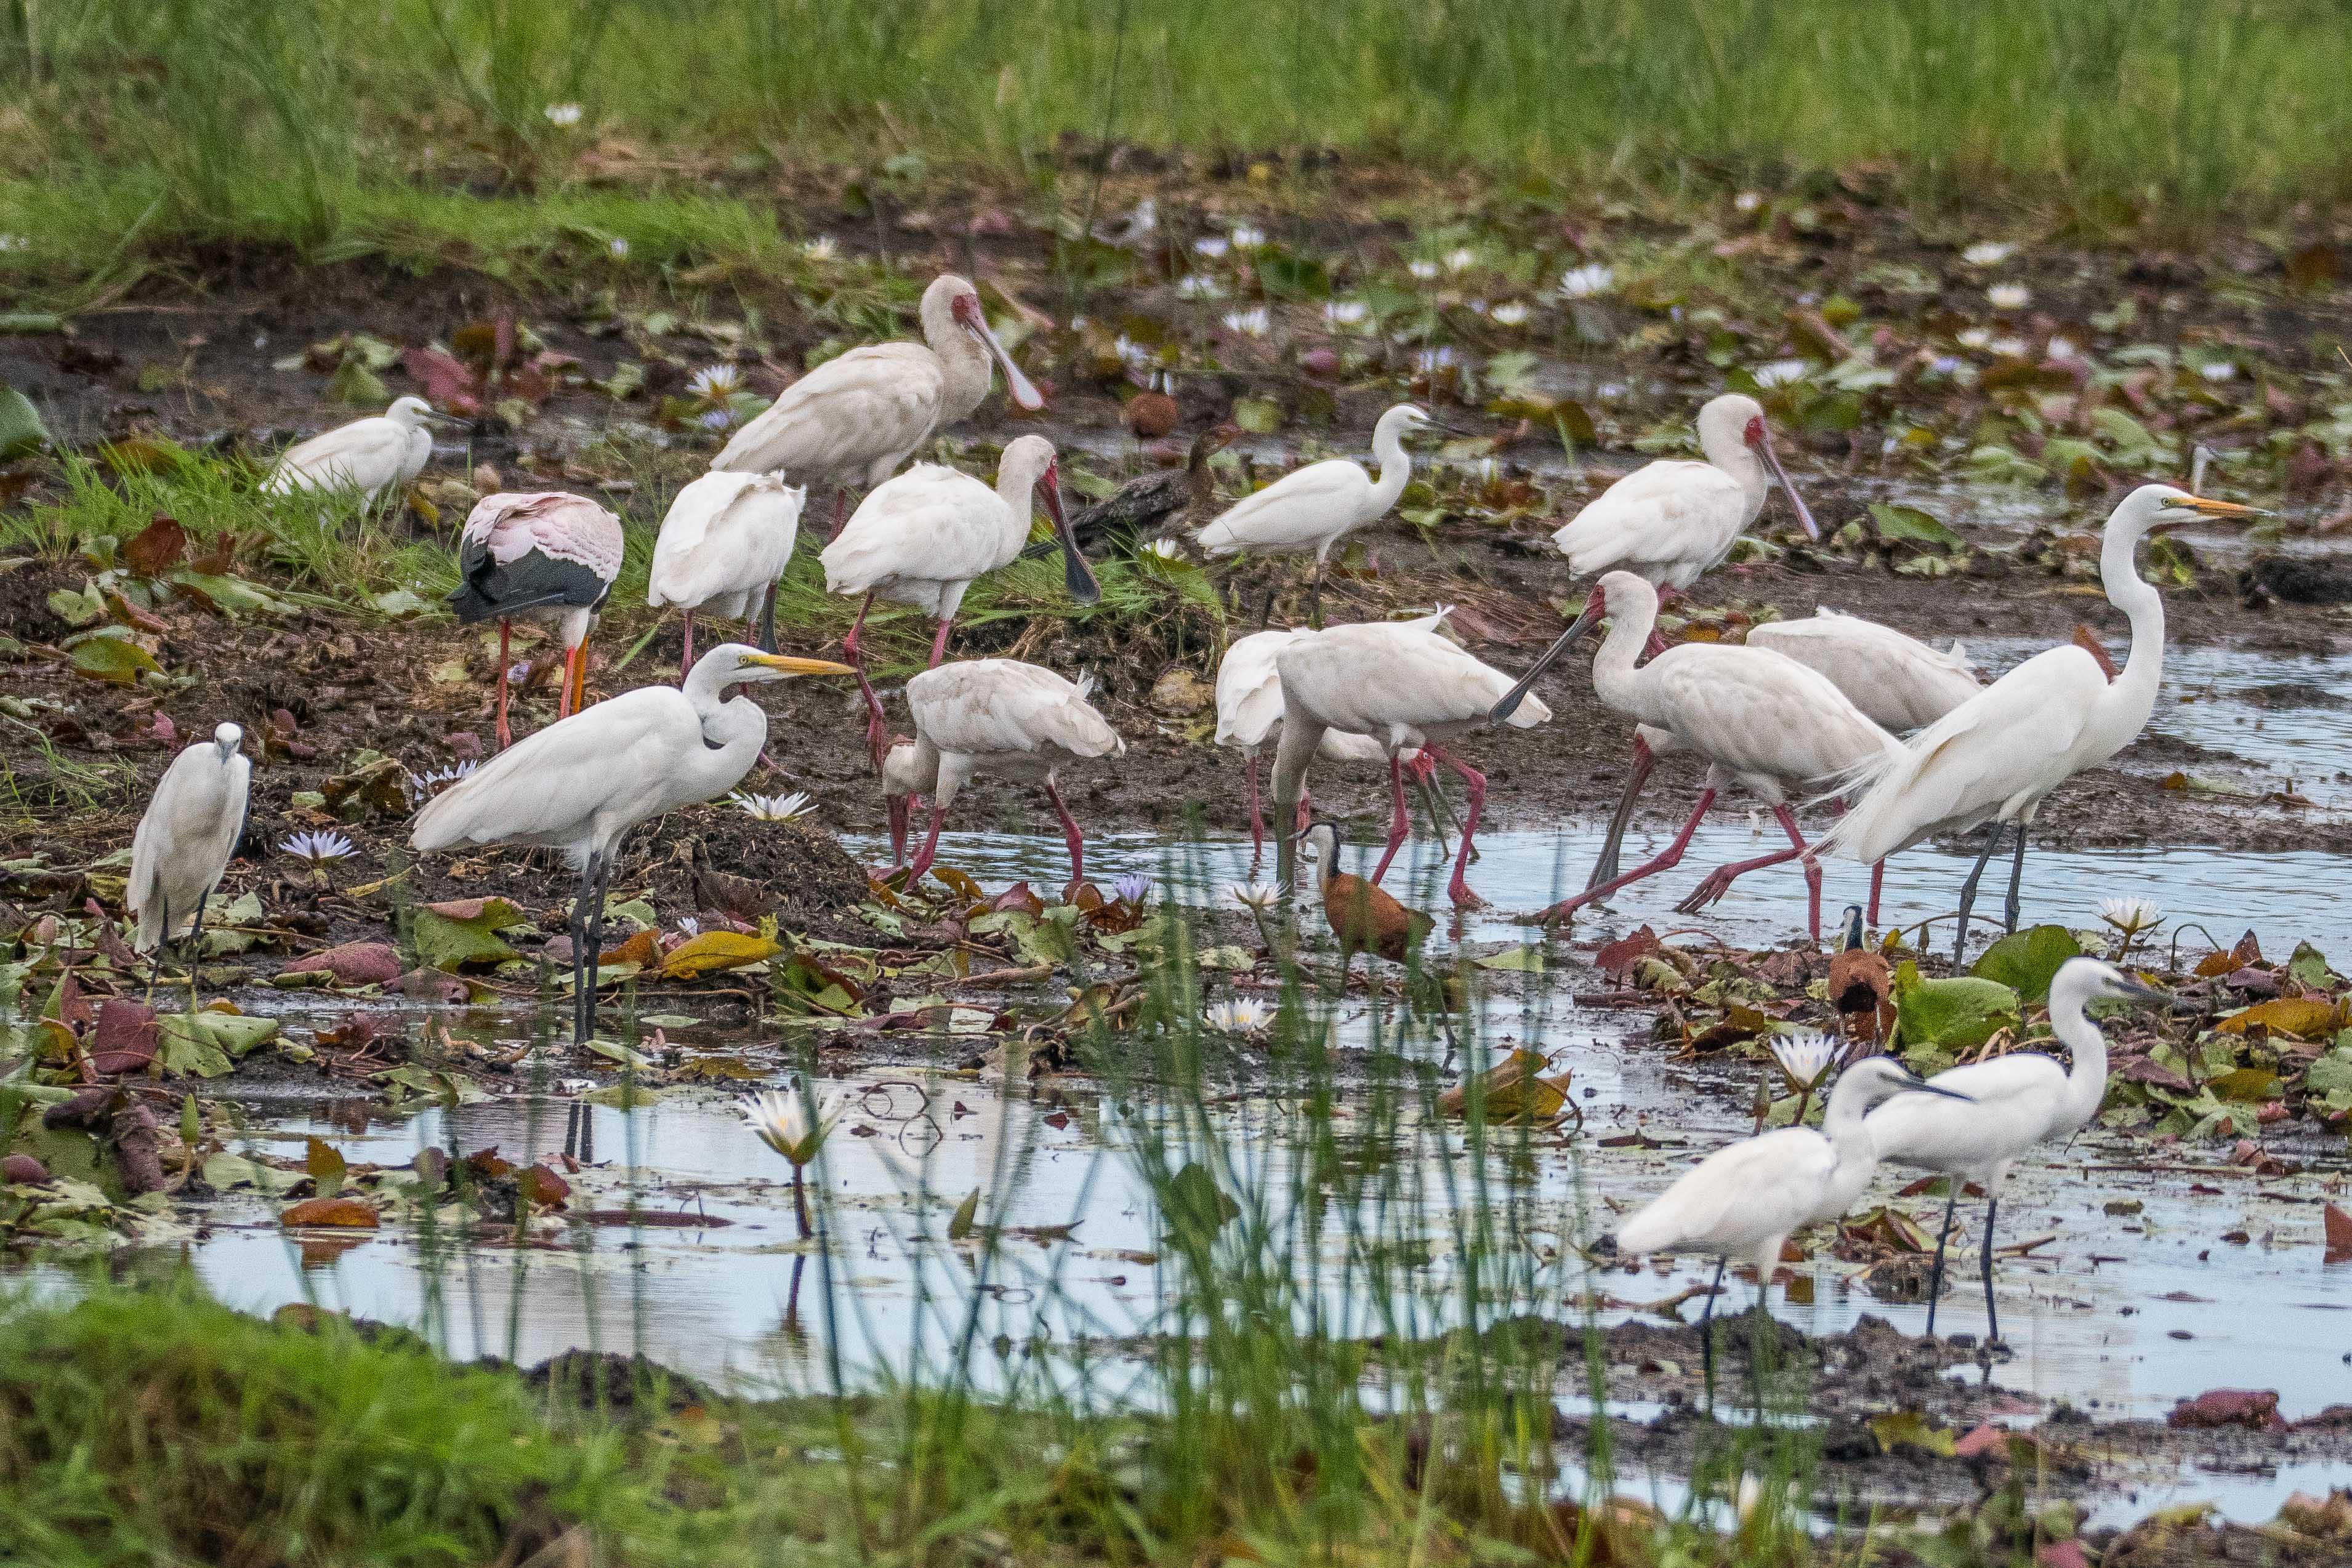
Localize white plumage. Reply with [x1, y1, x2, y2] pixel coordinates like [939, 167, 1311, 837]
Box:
[127, 723, 251, 955]
[1863, 957, 2161, 1339]
[647, 470, 807, 675]
[260, 396, 437, 505]
[1270, 609, 1549, 906]
[1747, 608, 1981, 734]
[1549, 393, 1816, 589]
[1215, 628, 1421, 856]
[884, 659, 1126, 888]
[411, 645, 855, 1042]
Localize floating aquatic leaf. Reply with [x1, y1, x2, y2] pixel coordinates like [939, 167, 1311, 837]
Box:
[660, 929, 781, 979]
[1969, 925, 2080, 1002]
[1163, 1162, 1240, 1240]
[305, 1137, 347, 1199]
[948, 1188, 980, 1241]
[280, 1197, 379, 1229]
[1867, 502, 1963, 552]
[1438, 1050, 1569, 1122]
[409, 896, 524, 971]
[2217, 997, 2340, 1039]
[1473, 944, 1545, 973]
[2324, 1201, 2352, 1260]
[203, 1151, 304, 1196]
[1892, 962, 2018, 1051]
[2206, 1067, 2281, 1103]
[156, 1010, 280, 1076]
[1868, 1410, 1956, 1457]
[67, 632, 161, 685]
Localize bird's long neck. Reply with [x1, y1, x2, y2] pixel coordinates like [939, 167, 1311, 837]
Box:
[995, 456, 1043, 552]
[1367, 420, 1413, 515]
[1819, 1079, 1882, 1177]
[1701, 430, 1769, 518]
[924, 294, 991, 422]
[2045, 982, 2112, 1132]
[1588, 597, 1659, 721]
[2089, 525, 2165, 757]
[682, 668, 770, 791]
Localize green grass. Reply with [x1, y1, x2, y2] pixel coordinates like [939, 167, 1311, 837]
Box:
[4, 0, 2352, 296]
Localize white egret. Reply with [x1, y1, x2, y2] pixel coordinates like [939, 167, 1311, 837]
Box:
[449, 491, 627, 751]
[260, 396, 445, 507]
[1494, 572, 1897, 941]
[1819, 485, 2256, 961]
[713, 273, 1042, 538]
[822, 435, 1097, 768]
[127, 723, 251, 965]
[1196, 403, 1438, 626]
[1613, 1055, 1967, 1393]
[646, 470, 807, 676]
[880, 659, 1124, 890]
[1272, 609, 1551, 907]
[1864, 957, 2164, 1343]
[410, 645, 857, 1043]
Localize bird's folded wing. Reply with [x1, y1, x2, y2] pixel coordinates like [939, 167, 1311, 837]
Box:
[913, 662, 1122, 759]
[1554, 462, 1741, 571]
[1648, 648, 1895, 784]
[714, 345, 943, 473]
[1619, 1129, 1829, 1254]
[411, 690, 692, 849]
[1197, 460, 1363, 550]
[1213, 632, 1300, 747]
[273, 422, 401, 486]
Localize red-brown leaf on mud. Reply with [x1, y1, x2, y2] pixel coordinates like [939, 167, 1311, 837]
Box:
[2167, 1388, 2286, 1430]
[279, 1197, 380, 1229]
[123, 512, 188, 576]
[1, 1154, 52, 1186]
[2112, 1055, 2196, 1094]
[2037, 1542, 2092, 1568]
[2324, 1200, 2352, 1261]
[401, 347, 483, 416]
[89, 997, 158, 1075]
[518, 1164, 571, 1207]
[424, 897, 504, 920]
[283, 942, 403, 986]
[463, 1146, 515, 1181]
[992, 882, 1045, 917]
[1595, 927, 1663, 979]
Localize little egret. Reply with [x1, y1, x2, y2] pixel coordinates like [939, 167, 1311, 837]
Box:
[882, 659, 1125, 891]
[1613, 1055, 1967, 1393]
[410, 645, 857, 1044]
[713, 273, 1042, 539]
[1864, 956, 2164, 1343]
[1272, 609, 1551, 907]
[449, 491, 626, 751]
[1196, 403, 1437, 627]
[647, 470, 807, 675]
[1820, 485, 2255, 960]
[823, 435, 1098, 768]
[127, 723, 251, 968]
[261, 396, 445, 507]
[1039, 422, 1239, 560]
[1494, 572, 1897, 940]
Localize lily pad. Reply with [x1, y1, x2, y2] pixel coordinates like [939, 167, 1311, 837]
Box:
[1970, 925, 2080, 1002]
[1893, 962, 2018, 1051]
[410, 896, 525, 971]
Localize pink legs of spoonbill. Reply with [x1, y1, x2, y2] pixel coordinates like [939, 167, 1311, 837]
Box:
[842, 592, 888, 773]
[903, 781, 1088, 895]
[1673, 802, 1824, 944]
[1370, 754, 1413, 883]
[826, 487, 851, 542]
[494, 619, 515, 751]
[679, 610, 696, 682]
[1539, 787, 1719, 927]
[1420, 744, 1488, 907]
[929, 616, 955, 667]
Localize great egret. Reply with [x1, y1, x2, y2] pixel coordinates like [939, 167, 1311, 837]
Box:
[712, 273, 1042, 539]
[1271, 609, 1552, 907]
[823, 435, 1098, 768]
[1033, 423, 1239, 560]
[1864, 956, 2163, 1343]
[1214, 627, 1445, 862]
[1494, 572, 1897, 940]
[1196, 403, 1437, 627]
[1819, 485, 2256, 961]
[260, 396, 445, 507]
[127, 723, 251, 968]
[882, 659, 1125, 890]
[646, 470, 807, 675]
[449, 491, 626, 751]
[1613, 1055, 1967, 1394]
[410, 644, 857, 1044]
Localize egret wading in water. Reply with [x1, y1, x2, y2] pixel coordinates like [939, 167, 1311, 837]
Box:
[713, 273, 1043, 539]
[128, 723, 251, 980]
[882, 659, 1125, 891]
[449, 492, 627, 752]
[1612, 1056, 1967, 1399]
[410, 645, 857, 1045]
[823, 435, 1098, 770]
[1864, 956, 2164, 1343]
[1196, 403, 1441, 628]
[1494, 573, 1897, 941]
[1272, 609, 1550, 907]
[1819, 485, 2257, 962]
[647, 470, 807, 674]
[261, 396, 446, 509]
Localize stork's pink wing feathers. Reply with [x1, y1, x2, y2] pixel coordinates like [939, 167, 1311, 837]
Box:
[462, 492, 626, 584]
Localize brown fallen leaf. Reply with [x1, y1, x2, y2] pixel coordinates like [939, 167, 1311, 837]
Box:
[2324, 1200, 2352, 1261]
[280, 1197, 380, 1229]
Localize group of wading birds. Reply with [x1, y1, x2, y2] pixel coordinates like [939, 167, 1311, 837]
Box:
[121, 272, 2260, 1367]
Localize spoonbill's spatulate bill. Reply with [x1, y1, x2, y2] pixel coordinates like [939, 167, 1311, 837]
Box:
[1820, 484, 2257, 961]
[1863, 956, 2163, 1343]
[410, 645, 857, 1043]
[128, 723, 251, 968]
[448, 491, 627, 752]
[647, 470, 808, 675]
[261, 396, 444, 507]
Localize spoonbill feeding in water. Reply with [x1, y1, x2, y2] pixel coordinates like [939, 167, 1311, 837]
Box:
[882, 659, 1125, 891]
[128, 722, 251, 973]
[646, 470, 807, 675]
[1863, 956, 2163, 1343]
[713, 273, 1043, 537]
[822, 435, 1098, 768]
[1196, 403, 1439, 627]
[411, 645, 856, 1044]
[261, 396, 446, 508]
[1819, 484, 2256, 962]
[448, 492, 626, 751]
[1271, 608, 1550, 907]
[1491, 572, 1897, 941]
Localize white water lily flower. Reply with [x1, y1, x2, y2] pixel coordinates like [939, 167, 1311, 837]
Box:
[802, 235, 839, 263]
[1962, 241, 2016, 267]
[1142, 537, 1182, 560]
[544, 103, 584, 127]
[280, 829, 356, 866]
[1445, 246, 1479, 273]
[1956, 327, 1991, 349]
[1559, 263, 1615, 299]
[2045, 336, 2080, 363]
[1733, 191, 1763, 214]
[608, 238, 629, 259]
[1408, 259, 1440, 281]
[2100, 896, 2162, 933]
[1229, 881, 1280, 911]
[1752, 359, 1809, 389]
[1323, 299, 1369, 328]
[1193, 235, 1231, 259]
[733, 789, 814, 822]
[687, 364, 742, 403]
[2199, 360, 2237, 382]
[742, 1087, 845, 1167]
[1770, 1031, 1839, 1091]
[1230, 225, 1266, 251]
[1489, 300, 1530, 327]
[1222, 307, 1270, 337]
[1205, 997, 1274, 1035]
[1176, 274, 1225, 300]
[1988, 282, 2031, 310]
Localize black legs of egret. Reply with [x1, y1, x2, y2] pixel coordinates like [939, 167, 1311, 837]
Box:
[1923, 1182, 2005, 1348]
[1698, 1255, 1727, 1406]
[566, 849, 614, 1047]
[2003, 829, 2027, 938]
[1953, 820, 2032, 964]
[1979, 1196, 2002, 1346]
[1696, 1255, 1775, 1414]
[1925, 1183, 1960, 1337]
[759, 583, 778, 654]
